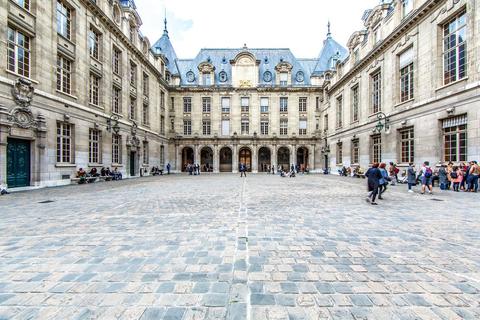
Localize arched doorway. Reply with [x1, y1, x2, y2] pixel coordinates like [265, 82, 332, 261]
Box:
[200, 147, 213, 172]
[238, 148, 252, 172]
[219, 147, 232, 172]
[258, 147, 271, 172]
[277, 147, 290, 171]
[297, 147, 309, 172]
[181, 147, 194, 172]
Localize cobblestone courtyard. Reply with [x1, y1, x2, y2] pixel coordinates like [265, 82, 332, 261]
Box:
[0, 174, 479, 320]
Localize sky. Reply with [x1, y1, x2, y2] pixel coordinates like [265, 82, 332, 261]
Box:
[134, 0, 381, 59]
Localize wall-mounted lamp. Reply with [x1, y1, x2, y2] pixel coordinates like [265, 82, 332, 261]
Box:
[372, 112, 390, 134]
[106, 114, 120, 134]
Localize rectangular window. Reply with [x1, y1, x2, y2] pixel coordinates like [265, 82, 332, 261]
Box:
[280, 119, 288, 135]
[129, 96, 136, 120]
[88, 27, 100, 60]
[112, 47, 121, 75]
[89, 73, 100, 106]
[143, 73, 149, 96]
[129, 25, 136, 44]
[89, 129, 100, 164]
[336, 142, 343, 164]
[160, 91, 165, 109]
[160, 116, 165, 135]
[353, 49, 360, 64]
[57, 1, 72, 40]
[371, 134, 382, 163]
[399, 47, 414, 102]
[143, 141, 149, 164]
[400, 127, 415, 163]
[299, 97, 307, 112]
[280, 72, 288, 86]
[183, 97, 192, 113]
[351, 85, 359, 122]
[221, 97, 230, 113]
[324, 114, 329, 131]
[183, 120, 192, 135]
[260, 97, 269, 113]
[7, 27, 30, 77]
[280, 97, 288, 113]
[336, 95, 343, 128]
[443, 115, 467, 162]
[260, 121, 269, 135]
[221, 120, 230, 136]
[241, 97, 249, 113]
[15, 0, 30, 10]
[241, 120, 249, 135]
[202, 97, 211, 113]
[202, 120, 211, 135]
[402, 0, 413, 18]
[112, 134, 121, 164]
[142, 104, 149, 125]
[56, 122, 72, 163]
[160, 145, 165, 165]
[112, 86, 121, 114]
[299, 120, 307, 136]
[351, 139, 360, 164]
[371, 71, 381, 114]
[443, 10, 467, 85]
[315, 97, 320, 111]
[56, 55, 72, 94]
[129, 61, 137, 87]
[202, 73, 211, 86]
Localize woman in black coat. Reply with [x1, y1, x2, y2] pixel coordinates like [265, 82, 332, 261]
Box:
[365, 163, 382, 205]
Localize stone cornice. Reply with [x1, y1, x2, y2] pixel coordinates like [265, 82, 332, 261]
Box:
[170, 86, 321, 94]
[328, 0, 445, 93]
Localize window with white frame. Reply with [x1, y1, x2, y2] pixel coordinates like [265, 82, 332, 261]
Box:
[241, 97, 249, 113]
[202, 120, 211, 135]
[280, 119, 288, 135]
[443, 10, 467, 85]
[280, 97, 288, 113]
[351, 85, 359, 122]
[88, 26, 101, 60]
[400, 127, 414, 163]
[112, 86, 121, 114]
[183, 120, 192, 135]
[241, 120, 249, 135]
[260, 97, 269, 113]
[399, 47, 414, 102]
[371, 134, 382, 163]
[299, 120, 307, 136]
[57, 1, 72, 40]
[260, 121, 269, 135]
[89, 129, 101, 164]
[112, 47, 121, 75]
[221, 97, 230, 113]
[160, 145, 165, 165]
[371, 71, 381, 114]
[7, 27, 30, 78]
[129, 61, 137, 87]
[221, 120, 230, 136]
[15, 0, 30, 10]
[324, 114, 329, 131]
[336, 142, 343, 164]
[56, 122, 72, 163]
[112, 134, 121, 164]
[142, 103, 149, 126]
[183, 97, 192, 113]
[351, 139, 359, 164]
[129, 96, 136, 120]
[299, 97, 307, 112]
[202, 97, 211, 113]
[279, 72, 288, 86]
[336, 95, 343, 128]
[160, 116, 165, 134]
[402, 0, 413, 18]
[443, 115, 467, 162]
[202, 73, 211, 86]
[143, 141, 149, 164]
[89, 73, 100, 106]
[143, 72, 149, 96]
[160, 91, 165, 109]
[56, 55, 72, 94]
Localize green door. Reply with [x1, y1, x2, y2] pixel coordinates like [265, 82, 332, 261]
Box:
[130, 152, 135, 176]
[7, 138, 31, 188]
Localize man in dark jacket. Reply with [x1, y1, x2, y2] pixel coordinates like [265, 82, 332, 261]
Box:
[365, 163, 382, 205]
[407, 163, 416, 192]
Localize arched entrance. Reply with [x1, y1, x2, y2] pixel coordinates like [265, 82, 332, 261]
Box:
[200, 147, 213, 172]
[297, 147, 309, 172]
[219, 147, 232, 172]
[277, 147, 290, 171]
[258, 147, 271, 172]
[238, 148, 252, 172]
[181, 147, 194, 172]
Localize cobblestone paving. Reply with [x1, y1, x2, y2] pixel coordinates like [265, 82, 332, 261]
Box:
[0, 174, 479, 319]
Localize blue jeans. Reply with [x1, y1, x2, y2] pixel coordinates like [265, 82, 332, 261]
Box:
[470, 175, 479, 192]
[440, 182, 447, 190]
[408, 183, 415, 190]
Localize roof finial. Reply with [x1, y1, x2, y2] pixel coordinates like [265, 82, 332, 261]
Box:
[327, 21, 331, 38]
[163, 9, 169, 37]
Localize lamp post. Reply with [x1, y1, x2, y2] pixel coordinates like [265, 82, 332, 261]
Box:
[372, 112, 390, 134]
[321, 130, 330, 174]
[106, 114, 120, 134]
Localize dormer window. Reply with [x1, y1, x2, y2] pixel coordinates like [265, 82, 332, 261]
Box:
[279, 72, 288, 86]
[113, 5, 121, 24]
[353, 49, 360, 64]
[202, 73, 211, 86]
[402, 0, 413, 18]
[129, 24, 136, 44]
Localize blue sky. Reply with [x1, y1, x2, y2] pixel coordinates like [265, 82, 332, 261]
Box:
[135, 0, 381, 59]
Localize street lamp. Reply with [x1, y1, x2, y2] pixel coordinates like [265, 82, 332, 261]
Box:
[372, 112, 390, 134]
[106, 114, 120, 134]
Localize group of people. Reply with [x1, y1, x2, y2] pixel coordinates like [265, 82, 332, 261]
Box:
[185, 163, 201, 175]
[76, 167, 122, 183]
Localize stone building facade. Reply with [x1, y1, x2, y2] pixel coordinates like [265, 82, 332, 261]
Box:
[0, 0, 169, 188]
[322, 0, 480, 173]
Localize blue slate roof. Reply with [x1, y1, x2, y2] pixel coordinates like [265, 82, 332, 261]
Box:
[152, 24, 348, 86]
[119, 0, 136, 9]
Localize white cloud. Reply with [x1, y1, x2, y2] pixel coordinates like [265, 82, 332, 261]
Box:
[134, 0, 381, 59]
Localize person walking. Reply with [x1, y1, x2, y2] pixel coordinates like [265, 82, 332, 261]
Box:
[365, 163, 382, 205]
[166, 163, 171, 174]
[407, 162, 416, 193]
[388, 162, 396, 185]
[378, 163, 388, 199]
[420, 161, 433, 195]
[240, 163, 247, 177]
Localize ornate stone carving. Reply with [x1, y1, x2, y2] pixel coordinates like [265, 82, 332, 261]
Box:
[7, 78, 38, 129]
[129, 121, 141, 147]
[275, 62, 293, 73]
[7, 107, 38, 129]
[12, 78, 34, 108]
[347, 31, 367, 50]
[198, 62, 215, 73]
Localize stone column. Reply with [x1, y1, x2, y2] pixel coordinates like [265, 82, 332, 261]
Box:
[194, 144, 199, 165]
[252, 146, 258, 173]
[35, 114, 47, 187]
[232, 144, 238, 173]
[0, 105, 11, 186]
[213, 144, 219, 173]
[272, 144, 278, 172]
[309, 144, 315, 171]
[176, 144, 182, 172]
[291, 145, 297, 168]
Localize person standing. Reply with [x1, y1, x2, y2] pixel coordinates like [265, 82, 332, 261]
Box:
[438, 164, 448, 191]
[407, 163, 416, 193]
[166, 163, 171, 175]
[468, 161, 479, 192]
[378, 163, 388, 199]
[420, 161, 433, 195]
[240, 163, 247, 177]
[365, 163, 382, 205]
[451, 166, 463, 192]
[388, 162, 396, 185]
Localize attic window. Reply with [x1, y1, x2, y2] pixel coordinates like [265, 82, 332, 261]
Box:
[264, 56, 269, 64]
[222, 56, 227, 64]
[113, 5, 121, 24]
[280, 72, 288, 86]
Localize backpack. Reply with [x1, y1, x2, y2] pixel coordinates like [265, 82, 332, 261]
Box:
[425, 167, 433, 178]
[450, 171, 458, 179]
